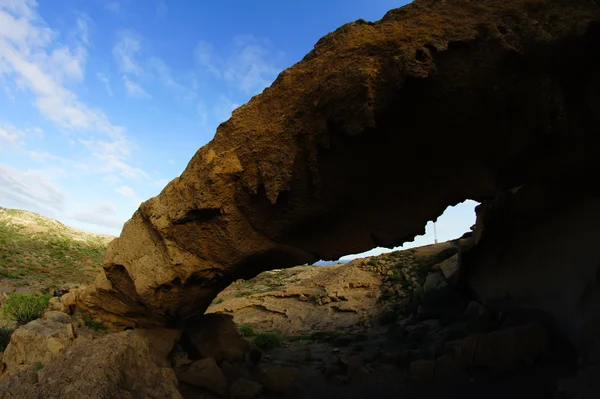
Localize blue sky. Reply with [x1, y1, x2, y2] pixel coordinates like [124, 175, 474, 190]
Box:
[0, 0, 477, 257]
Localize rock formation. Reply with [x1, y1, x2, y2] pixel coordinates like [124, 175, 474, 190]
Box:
[64, 0, 600, 365]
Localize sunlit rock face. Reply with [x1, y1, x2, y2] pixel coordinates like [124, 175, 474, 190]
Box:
[63, 0, 600, 329]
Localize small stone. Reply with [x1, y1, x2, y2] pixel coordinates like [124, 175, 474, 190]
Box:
[298, 294, 309, 302]
[423, 273, 447, 292]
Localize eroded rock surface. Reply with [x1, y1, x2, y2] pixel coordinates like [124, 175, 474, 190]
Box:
[0, 331, 182, 399]
[65, 0, 600, 328]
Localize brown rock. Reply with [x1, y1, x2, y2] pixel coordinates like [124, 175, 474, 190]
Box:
[473, 323, 548, 370]
[463, 301, 490, 320]
[230, 378, 262, 399]
[434, 354, 466, 381]
[1, 319, 76, 377]
[137, 328, 181, 365]
[0, 331, 182, 398]
[445, 334, 480, 364]
[257, 363, 302, 393]
[42, 311, 73, 324]
[340, 355, 363, 373]
[178, 357, 227, 396]
[66, 0, 600, 328]
[437, 254, 460, 285]
[183, 314, 249, 363]
[47, 297, 69, 314]
[409, 359, 435, 384]
[161, 367, 179, 387]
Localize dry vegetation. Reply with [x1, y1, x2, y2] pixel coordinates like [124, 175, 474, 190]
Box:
[0, 207, 114, 293]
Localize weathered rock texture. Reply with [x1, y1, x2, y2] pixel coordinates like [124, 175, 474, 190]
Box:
[66, 0, 600, 330]
[207, 261, 381, 335]
[0, 331, 182, 399]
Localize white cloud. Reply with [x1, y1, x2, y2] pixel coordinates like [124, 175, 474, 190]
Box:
[116, 185, 142, 207]
[122, 75, 150, 98]
[0, 1, 132, 148]
[150, 57, 195, 101]
[116, 185, 135, 197]
[194, 35, 283, 93]
[71, 202, 124, 230]
[27, 150, 60, 161]
[112, 32, 143, 76]
[0, 163, 66, 212]
[0, 124, 26, 148]
[105, 1, 121, 14]
[96, 72, 112, 96]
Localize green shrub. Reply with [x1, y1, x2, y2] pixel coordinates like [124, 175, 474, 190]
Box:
[0, 327, 13, 351]
[238, 325, 255, 338]
[2, 294, 51, 325]
[82, 314, 107, 331]
[253, 332, 282, 350]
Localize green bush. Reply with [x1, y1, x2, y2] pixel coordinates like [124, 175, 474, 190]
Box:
[253, 332, 282, 350]
[82, 314, 107, 331]
[0, 327, 13, 351]
[238, 325, 255, 338]
[2, 294, 51, 325]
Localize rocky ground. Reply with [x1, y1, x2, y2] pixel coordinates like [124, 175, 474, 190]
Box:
[0, 221, 583, 398]
[0, 207, 114, 295]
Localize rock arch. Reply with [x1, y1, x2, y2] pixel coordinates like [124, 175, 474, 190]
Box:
[65, 0, 600, 346]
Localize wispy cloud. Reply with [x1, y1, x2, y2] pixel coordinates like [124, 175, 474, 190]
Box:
[122, 74, 150, 98]
[194, 35, 283, 93]
[116, 185, 142, 207]
[71, 202, 124, 230]
[0, 124, 26, 149]
[96, 72, 113, 96]
[27, 150, 61, 162]
[0, 163, 66, 212]
[150, 57, 195, 101]
[112, 32, 143, 76]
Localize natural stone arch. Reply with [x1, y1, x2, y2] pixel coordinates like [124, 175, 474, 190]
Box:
[64, 0, 600, 329]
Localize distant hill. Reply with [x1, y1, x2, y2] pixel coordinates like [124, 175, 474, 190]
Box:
[312, 259, 351, 266]
[0, 207, 114, 294]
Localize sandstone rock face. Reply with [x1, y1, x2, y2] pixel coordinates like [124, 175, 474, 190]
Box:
[178, 357, 227, 395]
[0, 331, 182, 399]
[207, 261, 381, 334]
[183, 314, 250, 363]
[1, 318, 76, 377]
[69, 0, 600, 329]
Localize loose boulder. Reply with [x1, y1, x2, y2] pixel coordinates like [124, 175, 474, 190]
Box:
[178, 357, 227, 396]
[183, 314, 250, 363]
[0, 318, 76, 377]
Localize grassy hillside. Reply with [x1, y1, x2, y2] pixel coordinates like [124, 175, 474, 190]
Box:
[0, 207, 114, 294]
